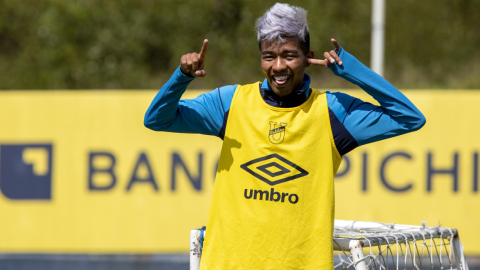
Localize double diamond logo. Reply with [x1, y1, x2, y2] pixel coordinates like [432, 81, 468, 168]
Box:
[240, 154, 309, 186]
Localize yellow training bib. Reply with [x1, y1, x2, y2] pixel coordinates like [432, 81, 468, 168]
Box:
[200, 82, 342, 270]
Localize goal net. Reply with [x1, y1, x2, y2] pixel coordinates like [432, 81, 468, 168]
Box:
[190, 220, 469, 270]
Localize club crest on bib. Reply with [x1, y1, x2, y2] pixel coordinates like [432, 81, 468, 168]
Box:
[268, 121, 287, 144]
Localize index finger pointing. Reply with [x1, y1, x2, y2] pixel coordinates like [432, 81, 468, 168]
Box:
[199, 39, 209, 60]
[307, 58, 328, 66]
[331, 38, 341, 51]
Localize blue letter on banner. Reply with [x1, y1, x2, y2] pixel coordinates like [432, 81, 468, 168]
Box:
[427, 152, 459, 192]
[171, 152, 203, 191]
[126, 152, 158, 191]
[380, 152, 413, 192]
[88, 152, 116, 191]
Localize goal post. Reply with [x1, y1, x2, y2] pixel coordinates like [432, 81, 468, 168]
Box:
[190, 220, 469, 270]
[190, 227, 205, 270]
[332, 220, 469, 270]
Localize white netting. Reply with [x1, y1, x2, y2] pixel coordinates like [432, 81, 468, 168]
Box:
[189, 220, 468, 270]
[332, 220, 468, 270]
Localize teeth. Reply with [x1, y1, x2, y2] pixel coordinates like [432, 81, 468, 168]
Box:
[273, 75, 290, 81]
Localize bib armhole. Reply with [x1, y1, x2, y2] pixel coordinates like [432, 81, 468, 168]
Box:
[316, 89, 342, 161]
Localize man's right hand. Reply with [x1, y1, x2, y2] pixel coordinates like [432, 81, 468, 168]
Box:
[180, 39, 209, 77]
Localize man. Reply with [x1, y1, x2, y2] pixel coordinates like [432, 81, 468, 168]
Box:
[145, 3, 425, 269]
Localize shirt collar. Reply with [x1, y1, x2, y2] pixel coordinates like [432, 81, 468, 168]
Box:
[260, 73, 311, 92]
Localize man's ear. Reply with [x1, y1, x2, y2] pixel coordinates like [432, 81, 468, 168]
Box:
[306, 50, 314, 67]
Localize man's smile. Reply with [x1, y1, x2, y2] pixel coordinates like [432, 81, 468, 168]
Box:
[272, 75, 291, 86]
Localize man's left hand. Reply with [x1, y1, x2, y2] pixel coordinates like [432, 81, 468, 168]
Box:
[307, 39, 343, 67]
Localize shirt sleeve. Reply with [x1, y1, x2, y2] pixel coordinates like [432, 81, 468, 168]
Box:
[144, 66, 237, 137]
[326, 47, 426, 148]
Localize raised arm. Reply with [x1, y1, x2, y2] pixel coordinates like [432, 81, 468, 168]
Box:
[328, 46, 425, 146]
[144, 40, 236, 136]
[309, 39, 426, 153]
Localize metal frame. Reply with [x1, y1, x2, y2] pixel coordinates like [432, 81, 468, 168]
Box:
[371, 0, 385, 76]
[190, 229, 202, 270]
[190, 220, 469, 270]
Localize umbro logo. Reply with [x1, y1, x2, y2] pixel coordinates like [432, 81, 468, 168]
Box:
[240, 154, 308, 186]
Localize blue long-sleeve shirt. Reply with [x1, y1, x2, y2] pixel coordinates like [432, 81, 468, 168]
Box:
[144, 47, 426, 155]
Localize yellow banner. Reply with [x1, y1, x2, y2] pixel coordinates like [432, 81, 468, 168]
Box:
[0, 90, 479, 254]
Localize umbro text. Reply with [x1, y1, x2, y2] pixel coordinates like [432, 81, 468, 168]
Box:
[244, 188, 299, 204]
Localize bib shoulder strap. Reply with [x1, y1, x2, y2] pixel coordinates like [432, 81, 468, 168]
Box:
[236, 82, 262, 92]
[310, 88, 326, 95]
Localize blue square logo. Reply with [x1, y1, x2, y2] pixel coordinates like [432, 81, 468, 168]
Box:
[0, 144, 53, 200]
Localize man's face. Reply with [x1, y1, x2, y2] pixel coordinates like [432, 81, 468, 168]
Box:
[260, 37, 313, 97]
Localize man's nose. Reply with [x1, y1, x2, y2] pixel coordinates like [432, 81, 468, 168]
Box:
[273, 57, 287, 72]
